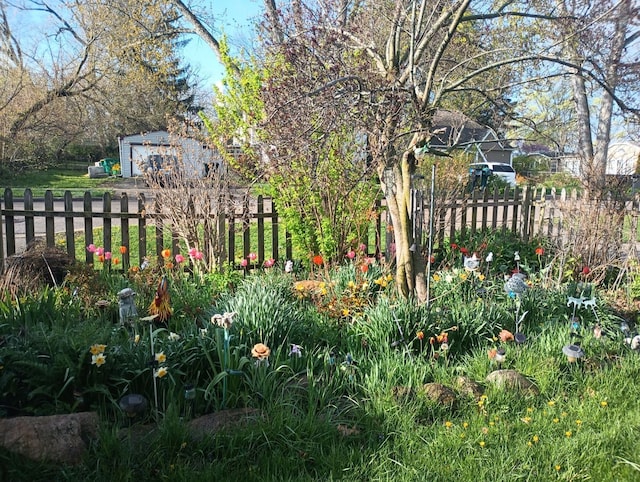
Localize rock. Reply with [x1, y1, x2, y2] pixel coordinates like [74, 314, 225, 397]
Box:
[486, 369, 539, 395]
[454, 376, 485, 399]
[187, 408, 261, 440]
[421, 383, 457, 406]
[391, 386, 415, 401]
[0, 412, 99, 464]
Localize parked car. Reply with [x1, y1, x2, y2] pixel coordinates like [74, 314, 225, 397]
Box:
[469, 162, 516, 187]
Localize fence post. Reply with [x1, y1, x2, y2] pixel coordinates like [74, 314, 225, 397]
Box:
[4, 189, 15, 257]
[64, 191, 75, 260]
[257, 195, 265, 262]
[84, 192, 94, 264]
[24, 189, 34, 245]
[102, 192, 112, 260]
[271, 199, 279, 261]
[138, 194, 147, 265]
[0, 191, 4, 272]
[470, 188, 478, 236]
[120, 193, 130, 268]
[521, 186, 533, 242]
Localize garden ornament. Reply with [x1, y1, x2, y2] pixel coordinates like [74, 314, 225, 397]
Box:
[464, 253, 480, 271]
[504, 273, 528, 296]
[148, 276, 172, 326]
[495, 347, 506, 365]
[514, 332, 527, 344]
[624, 335, 640, 350]
[119, 393, 148, 418]
[117, 287, 137, 326]
[562, 344, 584, 363]
[285, 260, 294, 273]
[620, 321, 631, 335]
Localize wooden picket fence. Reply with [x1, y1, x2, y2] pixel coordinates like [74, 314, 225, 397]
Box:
[1, 186, 639, 272]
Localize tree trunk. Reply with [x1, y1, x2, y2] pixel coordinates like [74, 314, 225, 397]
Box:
[379, 146, 428, 302]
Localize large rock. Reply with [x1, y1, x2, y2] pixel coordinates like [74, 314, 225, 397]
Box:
[486, 369, 539, 395]
[0, 412, 99, 464]
[454, 376, 485, 399]
[187, 408, 261, 440]
[421, 383, 457, 406]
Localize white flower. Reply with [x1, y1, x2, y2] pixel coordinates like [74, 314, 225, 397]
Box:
[289, 344, 303, 357]
[211, 312, 237, 329]
[168, 332, 180, 341]
[200, 328, 208, 337]
[485, 252, 494, 263]
[514, 251, 520, 261]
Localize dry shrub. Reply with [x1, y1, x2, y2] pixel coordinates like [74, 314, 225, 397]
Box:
[546, 188, 635, 286]
[0, 240, 75, 296]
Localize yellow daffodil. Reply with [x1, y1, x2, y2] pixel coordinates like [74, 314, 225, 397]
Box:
[134, 334, 140, 344]
[91, 353, 106, 366]
[154, 366, 168, 378]
[155, 352, 167, 363]
[90, 344, 107, 355]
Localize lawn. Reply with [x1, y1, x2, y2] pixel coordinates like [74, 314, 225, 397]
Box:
[0, 167, 121, 197]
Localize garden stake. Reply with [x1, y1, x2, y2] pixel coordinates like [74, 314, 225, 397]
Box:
[141, 315, 160, 420]
[425, 164, 436, 308]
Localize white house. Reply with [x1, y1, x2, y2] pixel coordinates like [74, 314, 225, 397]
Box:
[607, 142, 640, 175]
[117, 130, 223, 178]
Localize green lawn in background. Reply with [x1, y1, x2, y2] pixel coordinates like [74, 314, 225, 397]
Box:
[1, 167, 120, 198]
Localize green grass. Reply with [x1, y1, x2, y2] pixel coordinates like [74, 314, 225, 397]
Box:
[0, 167, 121, 197]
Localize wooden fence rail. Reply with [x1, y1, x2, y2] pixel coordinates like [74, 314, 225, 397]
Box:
[1, 186, 639, 273]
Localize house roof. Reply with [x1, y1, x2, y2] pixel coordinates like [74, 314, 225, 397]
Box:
[429, 110, 510, 153]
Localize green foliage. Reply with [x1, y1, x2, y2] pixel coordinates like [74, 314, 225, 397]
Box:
[4, 229, 640, 480]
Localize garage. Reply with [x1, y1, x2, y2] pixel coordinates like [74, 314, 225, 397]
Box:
[118, 131, 221, 179]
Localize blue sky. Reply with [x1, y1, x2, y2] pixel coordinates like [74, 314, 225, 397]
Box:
[183, 1, 264, 87]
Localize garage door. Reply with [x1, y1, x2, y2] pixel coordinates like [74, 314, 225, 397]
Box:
[130, 145, 156, 176]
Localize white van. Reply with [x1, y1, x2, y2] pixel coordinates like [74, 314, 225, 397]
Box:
[469, 162, 516, 186]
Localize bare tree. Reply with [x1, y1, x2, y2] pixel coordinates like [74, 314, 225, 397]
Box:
[0, 0, 199, 167]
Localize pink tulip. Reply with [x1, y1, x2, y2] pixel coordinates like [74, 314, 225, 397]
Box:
[194, 251, 204, 260]
[240, 259, 248, 267]
[264, 258, 275, 268]
[96, 247, 105, 256]
[188, 247, 198, 258]
[249, 252, 257, 261]
[175, 254, 185, 263]
[87, 244, 97, 253]
[346, 250, 356, 259]
[104, 251, 112, 260]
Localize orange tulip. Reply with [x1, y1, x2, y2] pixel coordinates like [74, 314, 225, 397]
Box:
[119, 245, 128, 254]
[499, 329, 514, 343]
[312, 255, 324, 266]
[161, 249, 171, 259]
